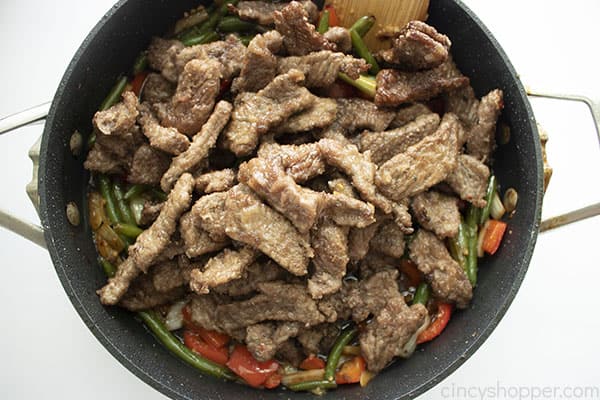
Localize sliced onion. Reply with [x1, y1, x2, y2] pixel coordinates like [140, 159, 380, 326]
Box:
[489, 191, 506, 220]
[165, 300, 188, 331]
[88, 192, 107, 231]
[476, 220, 491, 258]
[281, 369, 325, 386]
[398, 314, 430, 358]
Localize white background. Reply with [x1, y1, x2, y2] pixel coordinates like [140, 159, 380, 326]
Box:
[1, 1, 599, 399]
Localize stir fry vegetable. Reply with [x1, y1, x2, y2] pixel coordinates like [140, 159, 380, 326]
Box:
[417, 303, 453, 344]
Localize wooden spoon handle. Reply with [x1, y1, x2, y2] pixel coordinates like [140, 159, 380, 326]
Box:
[326, 0, 430, 52]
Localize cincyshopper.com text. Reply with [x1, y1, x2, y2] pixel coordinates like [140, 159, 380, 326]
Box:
[441, 381, 599, 400]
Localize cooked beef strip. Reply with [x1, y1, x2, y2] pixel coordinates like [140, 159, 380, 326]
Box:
[360, 297, 428, 372]
[98, 173, 194, 305]
[411, 191, 460, 238]
[137, 103, 190, 156]
[274, 1, 336, 56]
[139, 201, 163, 227]
[232, 0, 318, 26]
[389, 103, 432, 129]
[153, 255, 198, 292]
[257, 142, 326, 183]
[317, 285, 353, 323]
[445, 86, 479, 134]
[222, 69, 315, 156]
[232, 31, 283, 93]
[323, 27, 352, 53]
[391, 199, 414, 234]
[375, 63, 469, 107]
[190, 247, 258, 294]
[147, 37, 184, 72]
[238, 156, 327, 233]
[179, 210, 229, 259]
[445, 154, 490, 208]
[128, 144, 170, 186]
[188, 294, 226, 333]
[213, 259, 287, 297]
[346, 269, 401, 322]
[323, 192, 376, 228]
[308, 218, 350, 299]
[194, 169, 237, 194]
[141, 73, 176, 104]
[161, 100, 232, 192]
[158, 58, 221, 136]
[409, 229, 473, 308]
[357, 251, 398, 280]
[224, 184, 313, 276]
[348, 220, 383, 261]
[119, 275, 186, 311]
[318, 138, 393, 214]
[328, 177, 357, 198]
[297, 323, 339, 356]
[246, 322, 301, 362]
[162, 35, 247, 83]
[273, 97, 337, 135]
[466, 89, 504, 163]
[190, 192, 229, 242]
[215, 281, 325, 331]
[276, 339, 305, 367]
[278, 51, 370, 87]
[369, 220, 406, 258]
[84, 126, 142, 174]
[379, 21, 451, 71]
[376, 113, 460, 201]
[93, 91, 139, 136]
[328, 98, 396, 134]
[359, 113, 441, 165]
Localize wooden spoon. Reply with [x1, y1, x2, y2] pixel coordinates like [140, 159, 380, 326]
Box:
[325, 0, 430, 52]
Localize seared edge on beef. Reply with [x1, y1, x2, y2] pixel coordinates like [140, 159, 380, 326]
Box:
[232, 31, 283, 93]
[411, 191, 460, 238]
[466, 89, 504, 163]
[137, 103, 190, 156]
[93, 91, 139, 136]
[445, 154, 490, 208]
[369, 221, 406, 259]
[246, 322, 301, 362]
[128, 144, 171, 186]
[190, 247, 258, 294]
[194, 169, 237, 194]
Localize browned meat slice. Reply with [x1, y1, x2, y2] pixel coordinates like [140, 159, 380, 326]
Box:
[379, 21, 451, 71]
[128, 144, 170, 186]
[359, 113, 441, 165]
[323, 27, 352, 53]
[323, 192, 376, 228]
[84, 133, 134, 174]
[357, 249, 397, 280]
[147, 37, 183, 72]
[224, 184, 313, 276]
[376, 113, 460, 201]
[409, 229, 472, 308]
[158, 58, 221, 136]
[161, 101, 232, 192]
[93, 91, 139, 136]
[466, 89, 504, 163]
[370, 221, 406, 258]
[215, 282, 325, 331]
[163, 35, 247, 83]
[318, 138, 393, 213]
[360, 297, 428, 372]
[391, 200, 414, 234]
[297, 323, 339, 356]
[233, 0, 318, 25]
[411, 191, 460, 238]
[190, 247, 258, 294]
[194, 169, 236, 194]
[153, 255, 198, 292]
[348, 221, 382, 261]
[190, 192, 228, 242]
[187, 294, 225, 333]
[389, 103, 432, 129]
[445, 86, 479, 134]
[375, 64, 469, 107]
[258, 142, 325, 183]
[139, 201, 163, 227]
[179, 211, 228, 258]
[274, 1, 336, 56]
[328, 177, 356, 197]
[232, 31, 283, 93]
[238, 156, 327, 233]
[278, 51, 369, 87]
[246, 322, 301, 362]
[276, 340, 304, 367]
[318, 286, 353, 323]
[213, 260, 287, 297]
[445, 154, 490, 207]
[222, 69, 315, 156]
[98, 173, 194, 305]
[346, 269, 401, 322]
[274, 98, 337, 135]
[330, 98, 396, 133]
[141, 73, 176, 104]
[137, 103, 190, 156]
[308, 219, 349, 299]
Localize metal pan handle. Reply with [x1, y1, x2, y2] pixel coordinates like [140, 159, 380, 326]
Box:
[526, 90, 600, 232]
[0, 103, 50, 249]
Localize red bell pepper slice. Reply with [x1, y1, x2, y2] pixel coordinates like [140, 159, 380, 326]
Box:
[183, 330, 229, 366]
[417, 303, 453, 344]
[263, 372, 282, 389]
[226, 345, 279, 388]
[131, 71, 148, 96]
[323, 5, 339, 26]
[335, 356, 366, 384]
[299, 354, 326, 370]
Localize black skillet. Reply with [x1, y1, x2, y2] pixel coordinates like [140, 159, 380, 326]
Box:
[33, 0, 544, 399]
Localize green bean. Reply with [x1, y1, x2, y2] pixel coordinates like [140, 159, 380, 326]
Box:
[448, 220, 468, 270]
[150, 188, 168, 202]
[479, 175, 497, 226]
[317, 10, 330, 34]
[238, 35, 254, 46]
[192, 0, 239, 39]
[114, 223, 143, 240]
[138, 311, 237, 380]
[99, 257, 116, 278]
[87, 133, 96, 149]
[176, 4, 216, 40]
[124, 184, 146, 200]
[287, 379, 337, 392]
[182, 31, 219, 47]
[132, 52, 148, 75]
[99, 76, 128, 111]
[465, 205, 480, 286]
[324, 325, 357, 382]
[98, 175, 121, 224]
[337, 73, 376, 99]
[349, 15, 376, 37]
[350, 29, 380, 74]
[413, 283, 430, 305]
[112, 182, 137, 225]
[217, 16, 262, 33]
